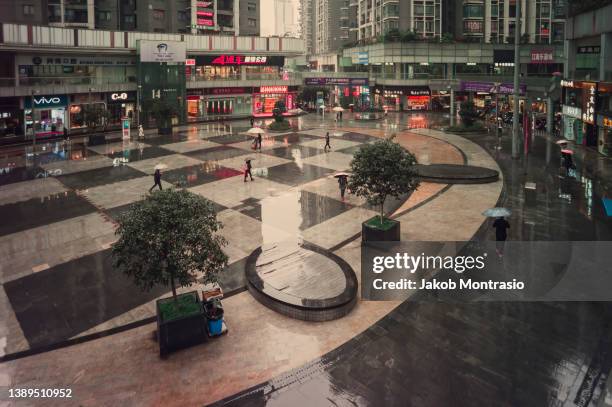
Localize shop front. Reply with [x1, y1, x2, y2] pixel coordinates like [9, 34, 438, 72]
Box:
[187, 87, 253, 121]
[0, 97, 23, 140]
[596, 115, 612, 156]
[373, 86, 431, 111]
[68, 93, 107, 131]
[252, 86, 297, 117]
[24, 94, 68, 138]
[303, 77, 370, 109]
[106, 92, 137, 127]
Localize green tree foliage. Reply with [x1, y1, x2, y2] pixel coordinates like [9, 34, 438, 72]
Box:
[459, 101, 479, 127]
[349, 137, 420, 222]
[145, 98, 178, 129]
[112, 189, 228, 301]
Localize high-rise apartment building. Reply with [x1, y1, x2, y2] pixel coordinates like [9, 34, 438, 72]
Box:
[314, 0, 347, 54]
[456, 0, 567, 44]
[0, 0, 259, 36]
[356, 0, 443, 41]
[299, 0, 316, 55]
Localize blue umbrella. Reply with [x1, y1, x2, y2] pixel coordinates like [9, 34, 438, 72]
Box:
[482, 207, 511, 217]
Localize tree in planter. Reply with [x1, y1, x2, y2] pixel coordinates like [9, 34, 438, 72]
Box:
[269, 100, 291, 131]
[459, 101, 479, 127]
[80, 104, 111, 132]
[349, 137, 420, 225]
[112, 189, 228, 309]
[145, 98, 178, 131]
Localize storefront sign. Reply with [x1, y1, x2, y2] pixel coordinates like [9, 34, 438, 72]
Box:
[582, 82, 597, 125]
[195, 55, 285, 66]
[211, 87, 248, 95]
[111, 93, 128, 101]
[407, 88, 431, 96]
[357, 52, 369, 65]
[578, 46, 601, 54]
[260, 86, 288, 94]
[197, 19, 214, 26]
[531, 48, 554, 64]
[25, 95, 68, 109]
[561, 80, 575, 88]
[460, 81, 526, 95]
[304, 77, 369, 86]
[562, 105, 582, 119]
[185, 59, 196, 66]
[139, 40, 187, 63]
[107, 92, 136, 103]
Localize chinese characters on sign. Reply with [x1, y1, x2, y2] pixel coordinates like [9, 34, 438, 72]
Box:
[260, 86, 288, 94]
[582, 83, 596, 125]
[210, 55, 268, 65]
[531, 49, 554, 64]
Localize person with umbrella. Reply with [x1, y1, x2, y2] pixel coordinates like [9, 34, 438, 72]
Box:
[257, 132, 262, 151]
[561, 149, 575, 177]
[244, 158, 254, 182]
[483, 208, 511, 257]
[336, 173, 349, 200]
[324, 132, 331, 152]
[149, 168, 163, 192]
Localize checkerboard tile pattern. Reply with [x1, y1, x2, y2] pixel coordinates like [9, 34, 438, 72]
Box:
[0, 127, 379, 353]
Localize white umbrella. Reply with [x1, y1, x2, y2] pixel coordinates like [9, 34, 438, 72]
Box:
[555, 140, 569, 145]
[247, 127, 265, 134]
[332, 106, 344, 112]
[154, 163, 168, 170]
[482, 207, 511, 218]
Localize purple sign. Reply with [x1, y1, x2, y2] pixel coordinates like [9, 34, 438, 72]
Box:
[304, 77, 369, 86]
[460, 81, 526, 95]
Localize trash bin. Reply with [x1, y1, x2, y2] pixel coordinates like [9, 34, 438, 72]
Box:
[204, 300, 224, 336]
[524, 182, 536, 206]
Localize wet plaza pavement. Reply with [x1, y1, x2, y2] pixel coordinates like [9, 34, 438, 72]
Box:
[0, 112, 611, 406]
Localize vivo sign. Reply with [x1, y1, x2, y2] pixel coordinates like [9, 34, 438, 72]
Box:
[27, 95, 67, 108]
[34, 97, 61, 105]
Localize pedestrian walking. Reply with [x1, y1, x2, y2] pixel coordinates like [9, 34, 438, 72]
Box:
[257, 133, 262, 151]
[149, 169, 162, 192]
[138, 124, 144, 139]
[244, 159, 254, 182]
[250, 117, 254, 127]
[493, 216, 510, 257]
[324, 132, 331, 152]
[338, 175, 348, 200]
[339, 110, 343, 120]
[63, 127, 69, 141]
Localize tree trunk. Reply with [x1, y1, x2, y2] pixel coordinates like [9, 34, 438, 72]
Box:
[380, 200, 385, 224]
[170, 269, 178, 303]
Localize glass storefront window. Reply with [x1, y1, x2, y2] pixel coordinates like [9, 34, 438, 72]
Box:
[25, 108, 66, 135]
[191, 66, 240, 81]
[245, 66, 281, 80]
[68, 102, 106, 129]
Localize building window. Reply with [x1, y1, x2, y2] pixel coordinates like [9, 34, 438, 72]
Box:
[97, 11, 112, 21]
[23, 5, 35, 15]
[463, 4, 484, 18]
[247, 2, 257, 12]
[178, 10, 188, 21]
[248, 18, 257, 27]
[124, 15, 135, 23]
[153, 9, 165, 20]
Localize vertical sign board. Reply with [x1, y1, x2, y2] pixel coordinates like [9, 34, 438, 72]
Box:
[122, 118, 131, 139]
[357, 52, 369, 65]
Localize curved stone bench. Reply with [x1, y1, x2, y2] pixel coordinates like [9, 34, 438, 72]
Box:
[245, 241, 358, 321]
[415, 164, 499, 184]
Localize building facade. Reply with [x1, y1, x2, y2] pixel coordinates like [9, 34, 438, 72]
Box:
[0, 0, 259, 36]
[0, 23, 303, 142]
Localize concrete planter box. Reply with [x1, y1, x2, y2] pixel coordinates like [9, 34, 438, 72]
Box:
[362, 217, 400, 242]
[156, 291, 207, 357]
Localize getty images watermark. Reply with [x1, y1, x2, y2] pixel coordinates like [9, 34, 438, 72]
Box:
[361, 241, 612, 302]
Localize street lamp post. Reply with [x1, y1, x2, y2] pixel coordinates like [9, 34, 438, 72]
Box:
[511, 0, 522, 159]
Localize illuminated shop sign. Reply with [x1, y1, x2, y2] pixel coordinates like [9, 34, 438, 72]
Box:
[304, 78, 369, 86]
[582, 82, 597, 124]
[196, 55, 285, 66]
[260, 86, 288, 93]
[25, 95, 68, 109]
[197, 11, 214, 17]
[185, 59, 196, 66]
[562, 105, 582, 119]
[561, 80, 575, 88]
[197, 19, 214, 26]
[197, 1, 213, 7]
[107, 92, 135, 103]
[531, 49, 554, 64]
[111, 93, 128, 100]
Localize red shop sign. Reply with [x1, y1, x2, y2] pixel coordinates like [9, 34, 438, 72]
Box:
[531, 49, 554, 64]
[210, 87, 247, 95]
[260, 86, 288, 94]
